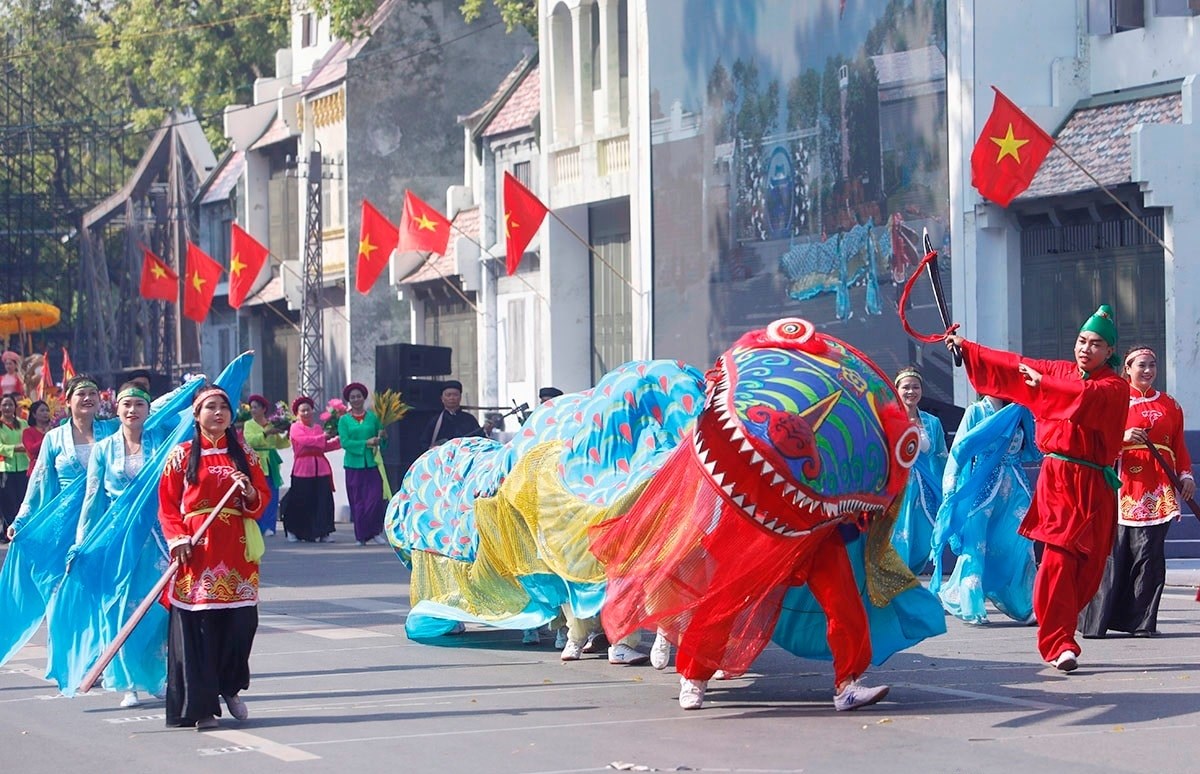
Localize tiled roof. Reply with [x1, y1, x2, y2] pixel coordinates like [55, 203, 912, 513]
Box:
[249, 114, 298, 150]
[400, 207, 479, 285]
[483, 63, 539, 137]
[301, 0, 401, 92]
[1018, 92, 1182, 201]
[870, 46, 945, 87]
[199, 150, 244, 205]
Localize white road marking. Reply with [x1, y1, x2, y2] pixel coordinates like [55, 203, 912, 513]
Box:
[895, 682, 1065, 710]
[258, 612, 390, 640]
[206, 729, 320, 761]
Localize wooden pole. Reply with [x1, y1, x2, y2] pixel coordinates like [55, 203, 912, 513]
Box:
[78, 480, 246, 694]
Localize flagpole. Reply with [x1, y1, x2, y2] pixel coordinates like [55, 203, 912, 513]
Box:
[1048, 141, 1173, 257]
[547, 211, 641, 295]
[447, 221, 552, 310]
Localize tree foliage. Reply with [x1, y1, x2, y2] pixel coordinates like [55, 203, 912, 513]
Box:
[459, 0, 537, 35]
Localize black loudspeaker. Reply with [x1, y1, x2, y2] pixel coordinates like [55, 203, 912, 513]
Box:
[376, 343, 452, 380]
[392, 378, 442, 412]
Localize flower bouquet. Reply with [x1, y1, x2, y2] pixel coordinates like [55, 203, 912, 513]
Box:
[320, 397, 347, 436]
[269, 401, 294, 434]
[95, 388, 117, 420]
[235, 403, 252, 425]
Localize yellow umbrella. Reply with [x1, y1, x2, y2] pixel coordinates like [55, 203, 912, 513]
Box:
[0, 302, 61, 337]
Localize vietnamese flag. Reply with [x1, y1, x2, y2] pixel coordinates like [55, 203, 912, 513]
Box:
[39, 351, 54, 398]
[228, 224, 270, 309]
[355, 199, 400, 294]
[60, 347, 76, 383]
[970, 87, 1054, 207]
[139, 247, 178, 302]
[398, 191, 452, 256]
[183, 242, 223, 323]
[503, 171, 549, 275]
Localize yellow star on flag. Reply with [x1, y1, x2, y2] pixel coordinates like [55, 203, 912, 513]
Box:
[191, 272, 206, 292]
[504, 210, 517, 239]
[990, 123, 1030, 164]
[414, 211, 438, 232]
[230, 253, 246, 276]
[359, 237, 377, 262]
[150, 263, 167, 280]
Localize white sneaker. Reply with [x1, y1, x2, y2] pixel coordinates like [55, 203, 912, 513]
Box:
[286, 534, 299, 543]
[120, 691, 141, 708]
[833, 680, 890, 711]
[1050, 650, 1078, 672]
[608, 643, 650, 665]
[650, 631, 671, 670]
[554, 626, 568, 650]
[521, 628, 541, 645]
[561, 640, 583, 661]
[356, 540, 367, 546]
[371, 534, 388, 545]
[264, 529, 275, 537]
[712, 669, 744, 680]
[678, 677, 707, 710]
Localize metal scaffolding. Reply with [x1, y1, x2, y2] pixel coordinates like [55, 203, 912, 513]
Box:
[0, 35, 129, 355]
[299, 150, 325, 403]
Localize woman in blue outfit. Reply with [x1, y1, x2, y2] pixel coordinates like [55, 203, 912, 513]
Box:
[76, 382, 172, 707]
[930, 396, 1041, 624]
[889, 367, 947, 575]
[7, 375, 118, 539]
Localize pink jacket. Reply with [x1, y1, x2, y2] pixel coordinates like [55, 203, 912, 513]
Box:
[289, 420, 340, 478]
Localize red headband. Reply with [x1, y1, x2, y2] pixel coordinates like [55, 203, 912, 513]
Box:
[192, 386, 231, 414]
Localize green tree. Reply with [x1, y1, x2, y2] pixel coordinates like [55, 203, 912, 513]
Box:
[87, 0, 289, 146]
[459, 0, 537, 35]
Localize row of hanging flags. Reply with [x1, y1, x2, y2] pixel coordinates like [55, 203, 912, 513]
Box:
[138, 172, 549, 323]
[138, 89, 1050, 324]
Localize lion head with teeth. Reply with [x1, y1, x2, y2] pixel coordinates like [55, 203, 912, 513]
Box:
[693, 317, 918, 538]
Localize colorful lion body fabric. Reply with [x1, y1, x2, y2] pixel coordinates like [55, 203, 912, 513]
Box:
[386, 319, 945, 663]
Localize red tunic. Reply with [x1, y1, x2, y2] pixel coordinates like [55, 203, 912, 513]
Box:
[158, 434, 271, 611]
[1120, 387, 1192, 527]
[961, 341, 1127, 556]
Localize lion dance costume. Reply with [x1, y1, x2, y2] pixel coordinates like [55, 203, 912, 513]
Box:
[386, 318, 945, 710]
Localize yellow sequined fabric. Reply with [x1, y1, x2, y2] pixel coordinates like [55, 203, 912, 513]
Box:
[864, 499, 920, 608]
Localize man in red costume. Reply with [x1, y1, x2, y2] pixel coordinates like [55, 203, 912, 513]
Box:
[945, 305, 1127, 671]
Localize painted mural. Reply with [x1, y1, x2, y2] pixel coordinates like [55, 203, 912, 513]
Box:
[649, 0, 953, 405]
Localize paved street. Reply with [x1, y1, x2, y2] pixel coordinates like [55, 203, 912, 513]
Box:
[1, 538, 1199, 773]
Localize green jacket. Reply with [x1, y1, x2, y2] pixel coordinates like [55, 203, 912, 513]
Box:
[0, 418, 29, 473]
[242, 419, 290, 487]
[337, 410, 385, 470]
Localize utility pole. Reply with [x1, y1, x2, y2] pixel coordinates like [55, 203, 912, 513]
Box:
[299, 149, 324, 403]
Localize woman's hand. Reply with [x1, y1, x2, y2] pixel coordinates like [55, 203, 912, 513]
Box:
[5, 524, 14, 541]
[366, 437, 379, 448]
[944, 333, 965, 351]
[1124, 427, 1149, 445]
[231, 471, 257, 503]
[1018, 363, 1042, 388]
[170, 542, 192, 564]
[1181, 476, 1196, 501]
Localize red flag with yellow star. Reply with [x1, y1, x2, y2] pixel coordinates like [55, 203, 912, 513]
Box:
[971, 87, 1054, 207]
[228, 224, 270, 309]
[139, 246, 178, 302]
[398, 191, 451, 256]
[503, 171, 549, 275]
[355, 199, 400, 294]
[183, 242, 223, 323]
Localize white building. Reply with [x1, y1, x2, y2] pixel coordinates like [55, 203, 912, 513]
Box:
[948, 0, 1200, 410]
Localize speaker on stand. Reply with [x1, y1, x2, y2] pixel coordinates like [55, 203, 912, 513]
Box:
[375, 343, 453, 490]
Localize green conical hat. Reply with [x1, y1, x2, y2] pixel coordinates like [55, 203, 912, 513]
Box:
[1079, 304, 1119, 368]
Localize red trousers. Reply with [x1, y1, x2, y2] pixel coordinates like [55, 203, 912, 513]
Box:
[1034, 543, 1108, 661]
[676, 535, 871, 687]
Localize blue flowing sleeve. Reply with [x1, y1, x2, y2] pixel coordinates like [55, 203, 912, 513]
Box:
[76, 438, 114, 545]
[12, 427, 62, 531]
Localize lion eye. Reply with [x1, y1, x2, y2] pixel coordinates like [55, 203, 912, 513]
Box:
[894, 426, 920, 469]
[766, 318, 815, 343]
